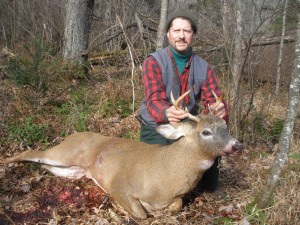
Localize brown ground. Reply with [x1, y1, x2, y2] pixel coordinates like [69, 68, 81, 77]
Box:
[0, 67, 299, 225]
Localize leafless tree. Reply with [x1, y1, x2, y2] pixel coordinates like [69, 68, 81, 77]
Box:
[275, 0, 289, 95]
[0, 0, 64, 50]
[257, 0, 300, 208]
[220, 0, 285, 139]
[63, 0, 95, 63]
[156, 0, 169, 49]
[222, 0, 245, 137]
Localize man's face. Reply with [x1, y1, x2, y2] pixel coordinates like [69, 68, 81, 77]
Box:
[167, 17, 195, 55]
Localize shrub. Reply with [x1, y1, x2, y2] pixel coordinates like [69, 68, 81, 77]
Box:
[8, 117, 49, 147]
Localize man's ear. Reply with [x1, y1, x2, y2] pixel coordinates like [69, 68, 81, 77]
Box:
[156, 123, 193, 140]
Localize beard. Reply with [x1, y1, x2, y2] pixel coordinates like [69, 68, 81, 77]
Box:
[173, 41, 191, 54]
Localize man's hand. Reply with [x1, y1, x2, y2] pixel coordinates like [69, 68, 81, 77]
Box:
[166, 106, 189, 122]
[209, 102, 226, 119]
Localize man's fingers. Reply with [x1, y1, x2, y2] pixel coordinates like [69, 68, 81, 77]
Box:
[168, 117, 181, 122]
[166, 106, 188, 121]
[209, 102, 226, 119]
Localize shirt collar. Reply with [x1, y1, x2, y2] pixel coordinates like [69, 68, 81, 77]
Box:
[169, 45, 192, 62]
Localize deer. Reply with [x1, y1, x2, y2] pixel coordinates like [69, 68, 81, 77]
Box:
[0, 90, 243, 219]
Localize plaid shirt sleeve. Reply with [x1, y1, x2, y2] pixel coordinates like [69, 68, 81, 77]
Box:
[201, 64, 229, 123]
[142, 56, 170, 123]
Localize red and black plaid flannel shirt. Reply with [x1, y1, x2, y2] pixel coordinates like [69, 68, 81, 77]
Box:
[142, 50, 229, 123]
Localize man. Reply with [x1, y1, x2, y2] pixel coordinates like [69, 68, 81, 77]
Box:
[138, 8, 228, 196]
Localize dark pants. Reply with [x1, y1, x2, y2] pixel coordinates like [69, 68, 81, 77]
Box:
[140, 124, 220, 192]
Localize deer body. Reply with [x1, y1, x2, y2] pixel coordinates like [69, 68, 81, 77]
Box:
[1, 114, 242, 219]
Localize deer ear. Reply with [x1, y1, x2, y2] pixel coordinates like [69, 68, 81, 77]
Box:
[156, 123, 192, 140]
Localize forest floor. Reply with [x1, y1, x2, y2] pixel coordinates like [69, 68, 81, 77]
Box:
[0, 63, 299, 225]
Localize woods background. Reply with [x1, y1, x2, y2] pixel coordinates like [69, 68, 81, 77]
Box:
[0, 0, 299, 224]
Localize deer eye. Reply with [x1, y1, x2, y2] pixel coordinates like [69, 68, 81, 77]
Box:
[202, 129, 212, 136]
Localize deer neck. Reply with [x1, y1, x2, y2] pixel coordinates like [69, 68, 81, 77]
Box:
[160, 138, 216, 171]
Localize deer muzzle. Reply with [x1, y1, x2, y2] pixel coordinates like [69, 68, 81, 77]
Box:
[220, 139, 243, 156]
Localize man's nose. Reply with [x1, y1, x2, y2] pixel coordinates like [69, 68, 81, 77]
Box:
[178, 30, 184, 38]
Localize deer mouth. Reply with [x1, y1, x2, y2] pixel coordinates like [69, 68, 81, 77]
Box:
[232, 142, 243, 152]
[220, 141, 243, 156]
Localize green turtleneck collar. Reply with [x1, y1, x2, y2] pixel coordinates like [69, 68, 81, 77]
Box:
[169, 46, 192, 75]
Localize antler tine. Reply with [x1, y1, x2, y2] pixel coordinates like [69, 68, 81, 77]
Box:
[187, 111, 200, 123]
[211, 90, 223, 103]
[170, 90, 200, 123]
[170, 90, 176, 107]
[209, 90, 223, 114]
[171, 90, 190, 110]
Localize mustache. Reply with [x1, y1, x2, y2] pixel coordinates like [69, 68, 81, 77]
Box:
[175, 39, 187, 43]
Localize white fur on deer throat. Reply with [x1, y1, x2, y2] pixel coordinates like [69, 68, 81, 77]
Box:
[198, 159, 214, 170]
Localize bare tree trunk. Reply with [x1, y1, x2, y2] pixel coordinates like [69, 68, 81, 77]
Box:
[231, 0, 244, 137]
[275, 0, 288, 95]
[134, 12, 146, 48]
[222, 1, 230, 45]
[63, 0, 95, 63]
[156, 0, 168, 49]
[257, 0, 300, 209]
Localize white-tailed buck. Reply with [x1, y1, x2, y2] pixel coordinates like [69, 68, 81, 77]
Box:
[0, 91, 243, 219]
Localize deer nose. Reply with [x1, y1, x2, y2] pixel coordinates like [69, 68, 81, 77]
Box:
[232, 142, 243, 152]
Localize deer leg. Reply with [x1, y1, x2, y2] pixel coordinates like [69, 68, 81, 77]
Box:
[1, 150, 48, 164]
[111, 192, 147, 219]
[42, 164, 86, 179]
[167, 197, 183, 212]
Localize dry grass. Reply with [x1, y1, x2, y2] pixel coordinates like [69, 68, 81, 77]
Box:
[0, 66, 299, 225]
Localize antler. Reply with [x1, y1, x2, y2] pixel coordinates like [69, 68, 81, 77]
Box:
[170, 89, 223, 122]
[170, 90, 200, 123]
[208, 90, 223, 115]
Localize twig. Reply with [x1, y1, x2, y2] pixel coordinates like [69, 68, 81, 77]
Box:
[4, 212, 16, 225]
[116, 15, 136, 113]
